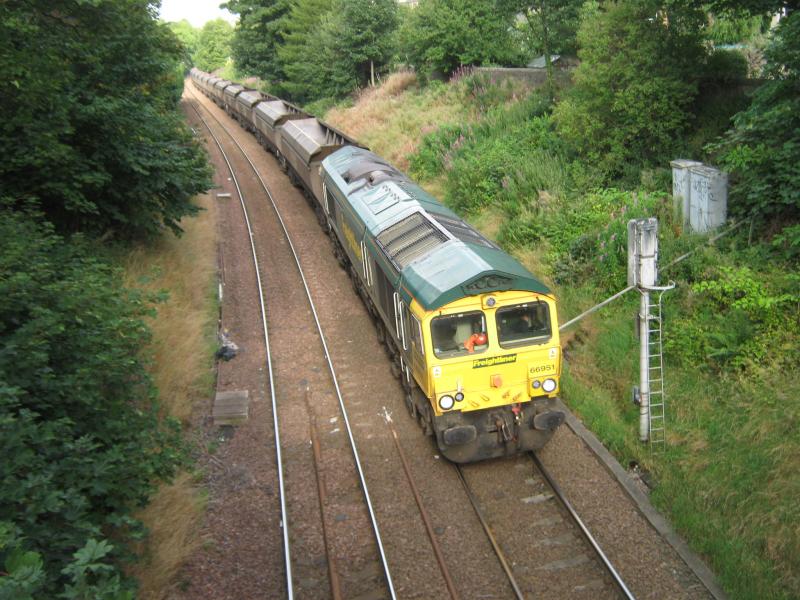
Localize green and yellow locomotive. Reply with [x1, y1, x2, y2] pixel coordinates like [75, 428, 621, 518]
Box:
[320, 147, 565, 462]
[189, 69, 565, 463]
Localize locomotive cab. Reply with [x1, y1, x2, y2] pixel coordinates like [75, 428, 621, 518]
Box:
[409, 290, 564, 463]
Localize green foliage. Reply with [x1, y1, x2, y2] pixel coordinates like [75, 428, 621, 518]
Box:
[552, 0, 705, 180]
[0, 525, 133, 599]
[771, 223, 800, 260]
[0, 0, 212, 239]
[515, 0, 583, 58]
[167, 19, 201, 68]
[704, 48, 750, 81]
[409, 88, 565, 214]
[277, 0, 334, 102]
[60, 539, 132, 600]
[706, 12, 767, 44]
[400, 0, 522, 76]
[710, 11, 800, 222]
[667, 265, 800, 370]
[223, 0, 292, 83]
[338, 0, 398, 86]
[409, 124, 468, 179]
[195, 19, 234, 72]
[0, 212, 184, 595]
[0, 523, 45, 599]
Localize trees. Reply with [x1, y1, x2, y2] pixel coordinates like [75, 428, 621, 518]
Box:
[0, 2, 209, 592]
[223, 0, 292, 83]
[0, 212, 183, 596]
[513, 0, 583, 98]
[169, 19, 201, 68]
[338, 0, 398, 87]
[276, 0, 398, 102]
[552, 1, 705, 179]
[0, 0, 211, 239]
[402, 0, 521, 76]
[195, 18, 234, 72]
[711, 10, 800, 221]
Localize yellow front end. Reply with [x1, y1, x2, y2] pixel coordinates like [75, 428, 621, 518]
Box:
[411, 291, 565, 462]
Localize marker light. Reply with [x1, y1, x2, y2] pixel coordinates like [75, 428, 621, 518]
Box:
[532, 380, 541, 389]
[486, 297, 496, 307]
[455, 392, 465, 402]
[439, 395, 455, 410]
[542, 379, 557, 393]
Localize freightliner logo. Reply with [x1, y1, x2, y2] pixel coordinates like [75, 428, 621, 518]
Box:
[473, 354, 517, 369]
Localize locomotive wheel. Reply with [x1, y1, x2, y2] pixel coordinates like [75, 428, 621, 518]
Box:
[390, 355, 402, 379]
[376, 322, 386, 345]
[418, 401, 434, 436]
[315, 204, 327, 228]
[404, 390, 418, 420]
[332, 241, 347, 268]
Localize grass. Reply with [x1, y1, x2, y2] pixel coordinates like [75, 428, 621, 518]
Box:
[563, 299, 800, 599]
[324, 72, 472, 170]
[328, 70, 800, 600]
[123, 191, 219, 598]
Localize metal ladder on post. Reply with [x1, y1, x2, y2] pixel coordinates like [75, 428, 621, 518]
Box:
[647, 290, 668, 451]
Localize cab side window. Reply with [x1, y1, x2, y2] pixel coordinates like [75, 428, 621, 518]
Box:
[410, 315, 424, 355]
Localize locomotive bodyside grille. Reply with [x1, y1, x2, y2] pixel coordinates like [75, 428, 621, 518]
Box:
[377, 212, 449, 269]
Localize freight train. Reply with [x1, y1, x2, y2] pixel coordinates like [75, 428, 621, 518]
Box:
[190, 68, 565, 463]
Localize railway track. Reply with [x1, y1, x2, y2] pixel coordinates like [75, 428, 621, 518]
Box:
[182, 82, 713, 600]
[187, 91, 395, 599]
[456, 453, 633, 599]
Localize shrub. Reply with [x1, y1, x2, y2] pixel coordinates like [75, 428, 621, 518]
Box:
[666, 265, 800, 371]
[550, 189, 671, 292]
[552, 0, 705, 179]
[0, 212, 183, 594]
[704, 49, 749, 83]
[710, 11, 800, 224]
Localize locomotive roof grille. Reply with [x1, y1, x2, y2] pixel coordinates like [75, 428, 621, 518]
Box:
[376, 212, 448, 270]
[431, 213, 498, 249]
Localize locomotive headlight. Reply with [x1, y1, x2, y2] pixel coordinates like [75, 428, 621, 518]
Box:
[439, 395, 455, 410]
[542, 378, 557, 393]
[455, 392, 464, 402]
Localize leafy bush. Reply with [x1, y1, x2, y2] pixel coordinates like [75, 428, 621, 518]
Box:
[704, 48, 749, 82]
[0, 1, 211, 239]
[552, 0, 705, 179]
[549, 189, 671, 292]
[399, 0, 522, 76]
[710, 11, 800, 224]
[0, 525, 132, 599]
[667, 265, 800, 371]
[706, 12, 766, 45]
[0, 212, 184, 594]
[408, 123, 467, 179]
[443, 107, 567, 214]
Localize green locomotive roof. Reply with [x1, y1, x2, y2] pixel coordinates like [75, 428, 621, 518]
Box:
[402, 242, 551, 310]
[322, 146, 551, 311]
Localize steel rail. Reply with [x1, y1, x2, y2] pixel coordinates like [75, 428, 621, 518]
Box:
[530, 452, 636, 600]
[185, 96, 294, 599]
[187, 86, 398, 600]
[383, 408, 461, 600]
[453, 466, 526, 600]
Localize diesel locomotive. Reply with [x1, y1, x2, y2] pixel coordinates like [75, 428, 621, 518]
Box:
[190, 68, 565, 463]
